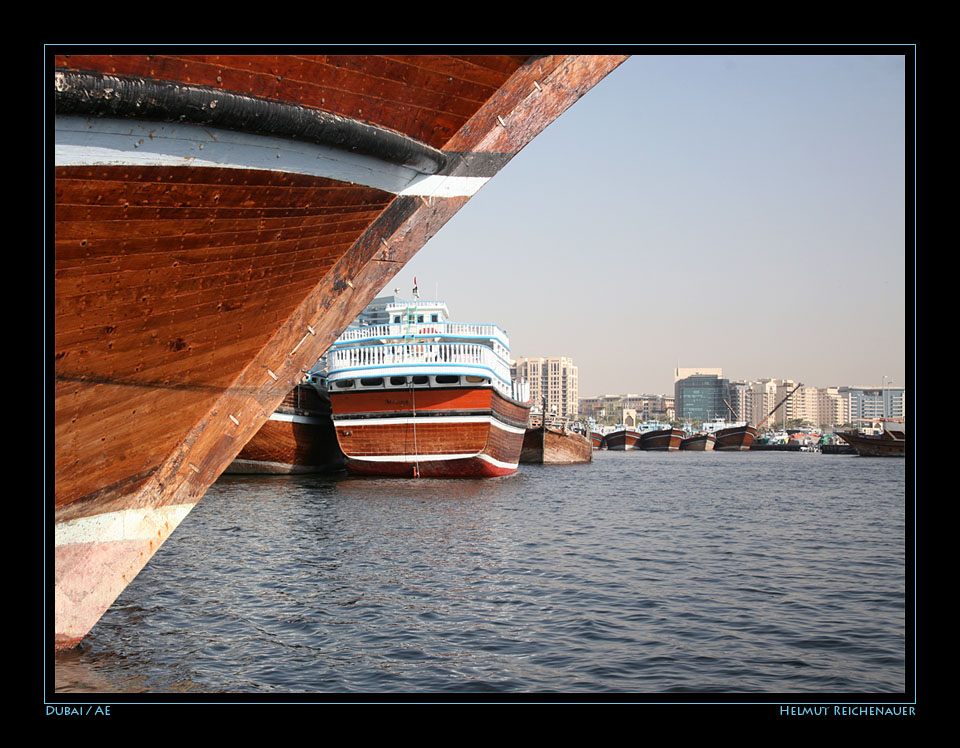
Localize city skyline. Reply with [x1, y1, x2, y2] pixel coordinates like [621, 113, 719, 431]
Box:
[396, 52, 910, 397]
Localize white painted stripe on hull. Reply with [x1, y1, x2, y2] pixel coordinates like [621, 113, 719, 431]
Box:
[55, 503, 196, 547]
[333, 414, 527, 435]
[225, 458, 325, 474]
[350, 452, 518, 470]
[269, 412, 328, 425]
[54, 116, 488, 197]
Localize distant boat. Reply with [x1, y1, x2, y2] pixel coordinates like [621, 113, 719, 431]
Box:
[225, 380, 345, 475]
[590, 430, 606, 450]
[715, 382, 802, 452]
[639, 428, 684, 451]
[51, 53, 627, 652]
[838, 421, 906, 457]
[520, 423, 593, 464]
[714, 424, 759, 451]
[604, 428, 642, 451]
[326, 297, 531, 477]
[680, 432, 716, 451]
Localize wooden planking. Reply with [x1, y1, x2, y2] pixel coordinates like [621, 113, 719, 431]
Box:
[54, 168, 388, 218]
[53, 54, 527, 150]
[54, 385, 214, 506]
[53, 54, 628, 647]
[485, 419, 526, 462]
[639, 429, 684, 451]
[53, 164, 387, 401]
[333, 386, 529, 470]
[444, 55, 628, 155]
[491, 389, 533, 426]
[337, 420, 490, 458]
[53, 53, 616, 511]
[234, 418, 342, 472]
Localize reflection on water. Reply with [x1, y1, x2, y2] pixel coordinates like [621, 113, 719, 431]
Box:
[53, 452, 908, 696]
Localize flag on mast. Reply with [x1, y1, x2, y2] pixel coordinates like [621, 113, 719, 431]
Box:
[413, 276, 419, 298]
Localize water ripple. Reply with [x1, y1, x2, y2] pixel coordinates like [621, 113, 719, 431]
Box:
[56, 452, 907, 695]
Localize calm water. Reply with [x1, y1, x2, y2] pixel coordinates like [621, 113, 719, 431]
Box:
[53, 451, 909, 697]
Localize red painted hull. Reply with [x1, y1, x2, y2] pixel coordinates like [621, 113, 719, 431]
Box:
[714, 425, 759, 451]
[639, 428, 685, 451]
[53, 53, 628, 649]
[331, 386, 531, 477]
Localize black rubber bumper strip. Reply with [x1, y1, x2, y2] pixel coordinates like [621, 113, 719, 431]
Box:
[54, 69, 448, 175]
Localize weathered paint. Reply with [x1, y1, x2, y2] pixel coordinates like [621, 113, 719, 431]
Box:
[54, 503, 195, 647]
[520, 427, 593, 464]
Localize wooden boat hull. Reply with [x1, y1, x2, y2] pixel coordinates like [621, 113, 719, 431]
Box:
[331, 386, 531, 477]
[604, 429, 642, 450]
[52, 53, 627, 649]
[590, 431, 605, 450]
[680, 433, 716, 451]
[520, 427, 593, 464]
[837, 430, 906, 457]
[639, 428, 684, 451]
[714, 425, 759, 451]
[225, 385, 345, 474]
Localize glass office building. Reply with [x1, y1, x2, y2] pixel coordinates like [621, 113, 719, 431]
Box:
[675, 373, 731, 421]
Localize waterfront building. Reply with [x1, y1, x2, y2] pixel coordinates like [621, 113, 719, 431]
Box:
[839, 385, 906, 425]
[674, 368, 730, 422]
[579, 393, 673, 424]
[513, 356, 579, 419]
[789, 385, 848, 428]
[746, 379, 800, 428]
[728, 381, 752, 422]
[817, 387, 849, 428]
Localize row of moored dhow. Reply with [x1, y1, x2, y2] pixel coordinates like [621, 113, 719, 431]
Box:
[594, 422, 756, 452]
[229, 294, 594, 477]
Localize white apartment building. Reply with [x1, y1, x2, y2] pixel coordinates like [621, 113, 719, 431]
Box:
[513, 356, 579, 419]
[839, 385, 907, 425]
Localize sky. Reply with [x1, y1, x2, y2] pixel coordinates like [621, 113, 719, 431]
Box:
[396, 53, 910, 397]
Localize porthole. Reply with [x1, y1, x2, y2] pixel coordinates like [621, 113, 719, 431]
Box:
[360, 377, 384, 387]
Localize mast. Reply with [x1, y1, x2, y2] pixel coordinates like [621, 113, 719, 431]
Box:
[755, 383, 803, 430]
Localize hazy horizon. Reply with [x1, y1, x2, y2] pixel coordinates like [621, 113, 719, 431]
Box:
[393, 54, 910, 397]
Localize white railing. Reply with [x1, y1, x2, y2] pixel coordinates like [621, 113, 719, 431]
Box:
[383, 300, 447, 312]
[328, 342, 512, 383]
[336, 321, 509, 350]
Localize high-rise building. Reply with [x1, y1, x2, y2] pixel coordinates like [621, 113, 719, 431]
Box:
[839, 385, 906, 425]
[674, 368, 730, 421]
[745, 379, 799, 428]
[788, 385, 848, 428]
[513, 356, 579, 419]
